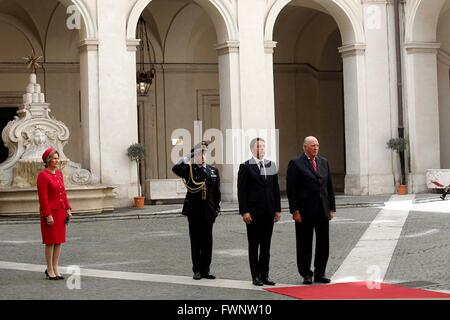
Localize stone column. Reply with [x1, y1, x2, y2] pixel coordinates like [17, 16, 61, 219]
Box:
[404, 42, 441, 192]
[264, 39, 278, 150]
[361, 0, 395, 194]
[264, 39, 284, 183]
[97, 0, 139, 206]
[237, 0, 275, 131]
[437, 50, 450, 168]
[386, 0, 402, 187]
[215, 0, 279, 201]
[216, 41, 240, 201]
[78, 39, 100, 183]
[339, 44, 369, 195]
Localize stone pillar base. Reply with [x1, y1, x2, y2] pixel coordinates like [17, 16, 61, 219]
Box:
[345, 174, 369, 195]
[219, 164, 238, 202]
[112, 184, 135, 208]
[345, 174, 395, 195]
[220, 181, 237, 202]
[409, 173, 427, 193]
[367, 174, 396, 195]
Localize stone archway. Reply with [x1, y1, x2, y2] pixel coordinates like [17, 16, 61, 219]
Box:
[264, 0, 364, 44]
[271, 6, 346, 192]
[126, 0, 240, 201]
[405, 0, 447, 43]
[127, 0, 237, 43]
[58, 0, 97, 39]
[265, 0, 371, 195]
[404, 0, 449, 191]
[54, 0, 100, 179]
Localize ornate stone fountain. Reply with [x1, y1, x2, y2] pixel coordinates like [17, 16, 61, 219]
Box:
[0, 69, 115, 216]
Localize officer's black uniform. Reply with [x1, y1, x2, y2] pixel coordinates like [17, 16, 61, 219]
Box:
[172, 143, 221, 279]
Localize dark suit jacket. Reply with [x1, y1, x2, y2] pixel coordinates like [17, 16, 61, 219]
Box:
[172, 162, 221, 223]
[237, 159, 281, 220]
[286, 154, 336, 219]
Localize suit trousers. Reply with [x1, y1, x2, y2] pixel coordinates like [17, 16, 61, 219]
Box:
[246, 215, 274, 279]
[188, 215, 214, 274]
[294, 212, 329, 278]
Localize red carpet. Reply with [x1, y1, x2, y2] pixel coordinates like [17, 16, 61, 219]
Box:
[265, 282, 450, 300]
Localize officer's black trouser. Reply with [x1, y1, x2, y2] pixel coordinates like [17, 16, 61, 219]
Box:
[188, 215, 214, 274]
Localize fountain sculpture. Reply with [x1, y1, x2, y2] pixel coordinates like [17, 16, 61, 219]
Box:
[0, 56, 114, 216]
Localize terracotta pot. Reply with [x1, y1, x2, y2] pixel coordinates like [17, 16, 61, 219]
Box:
[133, 196, 145, 208]
[397, 184, 408, 195]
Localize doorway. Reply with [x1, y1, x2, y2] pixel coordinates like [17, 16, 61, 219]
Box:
[0, 107, 18, 163]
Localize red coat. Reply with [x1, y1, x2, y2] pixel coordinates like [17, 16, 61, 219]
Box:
[37, 170, 71, 244]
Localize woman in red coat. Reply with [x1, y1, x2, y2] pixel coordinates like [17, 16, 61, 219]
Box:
[37, 148, 72, 280]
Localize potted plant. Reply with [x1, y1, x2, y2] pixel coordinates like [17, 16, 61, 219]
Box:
[127, 143, 146, 208]
[387, 137, 409, 195]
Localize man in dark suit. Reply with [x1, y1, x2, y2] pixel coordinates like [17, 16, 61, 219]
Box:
[172, 141, 221, 280]
[286, 136, 336, 285]
[238, 137, 281, 286]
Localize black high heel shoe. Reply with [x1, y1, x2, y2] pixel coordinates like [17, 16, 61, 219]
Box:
[56, 275, 64, 280]
[45, 269, 58, 280]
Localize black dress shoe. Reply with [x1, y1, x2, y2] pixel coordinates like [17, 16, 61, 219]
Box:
[261, 277, 276, 286]
[303, 276, 313, 285]
[252, 277, 263, 286]
[45, 269, 58, 280]
[56, 275, 65, 280]
[314, 276, 331, 284]
[193, 272, 202, 280]
[201, 273, 216, 280]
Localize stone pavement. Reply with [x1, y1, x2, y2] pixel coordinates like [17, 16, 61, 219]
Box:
[0, 193, 442, 225]
[0, 192, 449, 300]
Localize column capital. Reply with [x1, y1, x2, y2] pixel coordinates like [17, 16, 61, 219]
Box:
[126, 39, 141, 52]
[404, 42, 441, 54]
[338, 43, 366, 58]
[438, 49, 450, 66]
[361, 0, 390, 4]
[215, 41, 240, 56]
[78, 39, 99, 52]
[264, 41, 278, 54]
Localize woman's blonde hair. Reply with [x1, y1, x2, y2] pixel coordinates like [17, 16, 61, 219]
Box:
[44, 150, 59, 168]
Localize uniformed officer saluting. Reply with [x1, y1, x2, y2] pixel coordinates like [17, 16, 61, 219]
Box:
[172, 141, 221, 280]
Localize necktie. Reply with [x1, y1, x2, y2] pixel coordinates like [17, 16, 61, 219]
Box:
[310, 158, 318, 173]
[259, 161, 266, 179]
